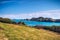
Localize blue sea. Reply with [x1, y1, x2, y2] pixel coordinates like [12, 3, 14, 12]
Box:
[12, 19, 60, 26]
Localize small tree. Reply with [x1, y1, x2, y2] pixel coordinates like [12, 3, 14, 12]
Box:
[17, 22, 25, 25]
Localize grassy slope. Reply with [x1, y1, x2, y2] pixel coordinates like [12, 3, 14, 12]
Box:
[0, 22, 60, 40]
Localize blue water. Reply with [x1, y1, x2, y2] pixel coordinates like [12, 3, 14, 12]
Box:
[12, 19, 60, 26]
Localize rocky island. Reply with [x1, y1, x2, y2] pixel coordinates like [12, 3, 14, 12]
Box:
[26, 17, 60, 22]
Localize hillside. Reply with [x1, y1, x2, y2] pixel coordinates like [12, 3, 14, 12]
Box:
[28, 17, 60, 22]
[0, 22, 60, 40]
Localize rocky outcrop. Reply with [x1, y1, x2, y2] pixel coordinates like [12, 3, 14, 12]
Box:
[55, 19, 60, 22]
[29, 17, 60, 22]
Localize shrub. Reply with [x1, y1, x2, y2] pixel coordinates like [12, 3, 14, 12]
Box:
[17, 22, 26, 25]
[0, 17, 16, 24]
[34, 25, 60, 33]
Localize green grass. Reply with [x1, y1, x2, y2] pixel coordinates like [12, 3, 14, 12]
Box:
[0, 22, 60, 40]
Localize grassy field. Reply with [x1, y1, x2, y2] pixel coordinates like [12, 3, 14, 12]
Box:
[0, 22, 60, 40]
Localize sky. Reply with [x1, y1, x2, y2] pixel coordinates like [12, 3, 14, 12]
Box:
[0, 0, 60, 19]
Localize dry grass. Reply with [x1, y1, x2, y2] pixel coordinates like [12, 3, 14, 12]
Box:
[0, 22, 60, 40]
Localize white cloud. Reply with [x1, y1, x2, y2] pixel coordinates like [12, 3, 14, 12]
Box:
[0, 10, 60, 19]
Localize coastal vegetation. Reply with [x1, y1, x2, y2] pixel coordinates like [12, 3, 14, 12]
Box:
[0, 17, 25, 25]
[0, 17, 16, 24]
[34, 26, 60, 33]
[0, 17, 60, 40]
[0, 22, 60, 40]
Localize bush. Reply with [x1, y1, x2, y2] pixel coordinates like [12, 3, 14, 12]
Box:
[34, 26, 60, 33]
[17, 22, 26, 25]
[0, 17, 16, 24]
